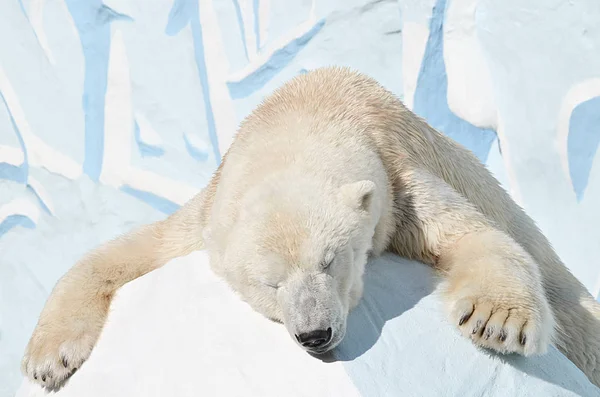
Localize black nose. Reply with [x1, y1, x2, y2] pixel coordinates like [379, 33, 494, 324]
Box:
[295, 328, 332, 349]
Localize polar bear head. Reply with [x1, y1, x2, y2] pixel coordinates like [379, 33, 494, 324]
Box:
[220, 173, 380, 354]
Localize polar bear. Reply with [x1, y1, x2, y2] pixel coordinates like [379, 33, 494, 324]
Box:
[22, 67, 600, 390]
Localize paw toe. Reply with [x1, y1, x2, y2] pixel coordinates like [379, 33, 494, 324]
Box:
[482, 309, 508, 341]
[464, 302, 493, 338]
[452, 298, 475, 326]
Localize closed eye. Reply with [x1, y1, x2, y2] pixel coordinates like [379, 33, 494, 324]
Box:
[261, 281, 280, 289]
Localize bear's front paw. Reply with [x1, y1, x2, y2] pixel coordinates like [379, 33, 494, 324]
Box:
[447, 285, 555, 356]
[22, 314, 101, 391]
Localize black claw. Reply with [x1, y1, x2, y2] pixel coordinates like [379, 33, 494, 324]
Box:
[472, 320, 482, 334]
[41, 374, 46, 382]
[484, 327, 493, 340]
[499, 329, 507, 342]
[459, 314, 470, 326]
[62, 357, 69, 368]
[520, 334, 527, 345]
[33, 372, 38, 380]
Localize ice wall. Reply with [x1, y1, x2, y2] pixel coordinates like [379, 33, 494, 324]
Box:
[1, 0, 598, 395]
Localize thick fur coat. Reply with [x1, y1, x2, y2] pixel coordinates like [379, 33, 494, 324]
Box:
[22, 67, 600, 390]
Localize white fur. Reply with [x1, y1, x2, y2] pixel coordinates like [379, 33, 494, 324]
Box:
[22, 67, 600, 390]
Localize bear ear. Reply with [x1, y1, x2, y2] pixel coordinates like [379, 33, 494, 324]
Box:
[339, 180, 376, 213]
